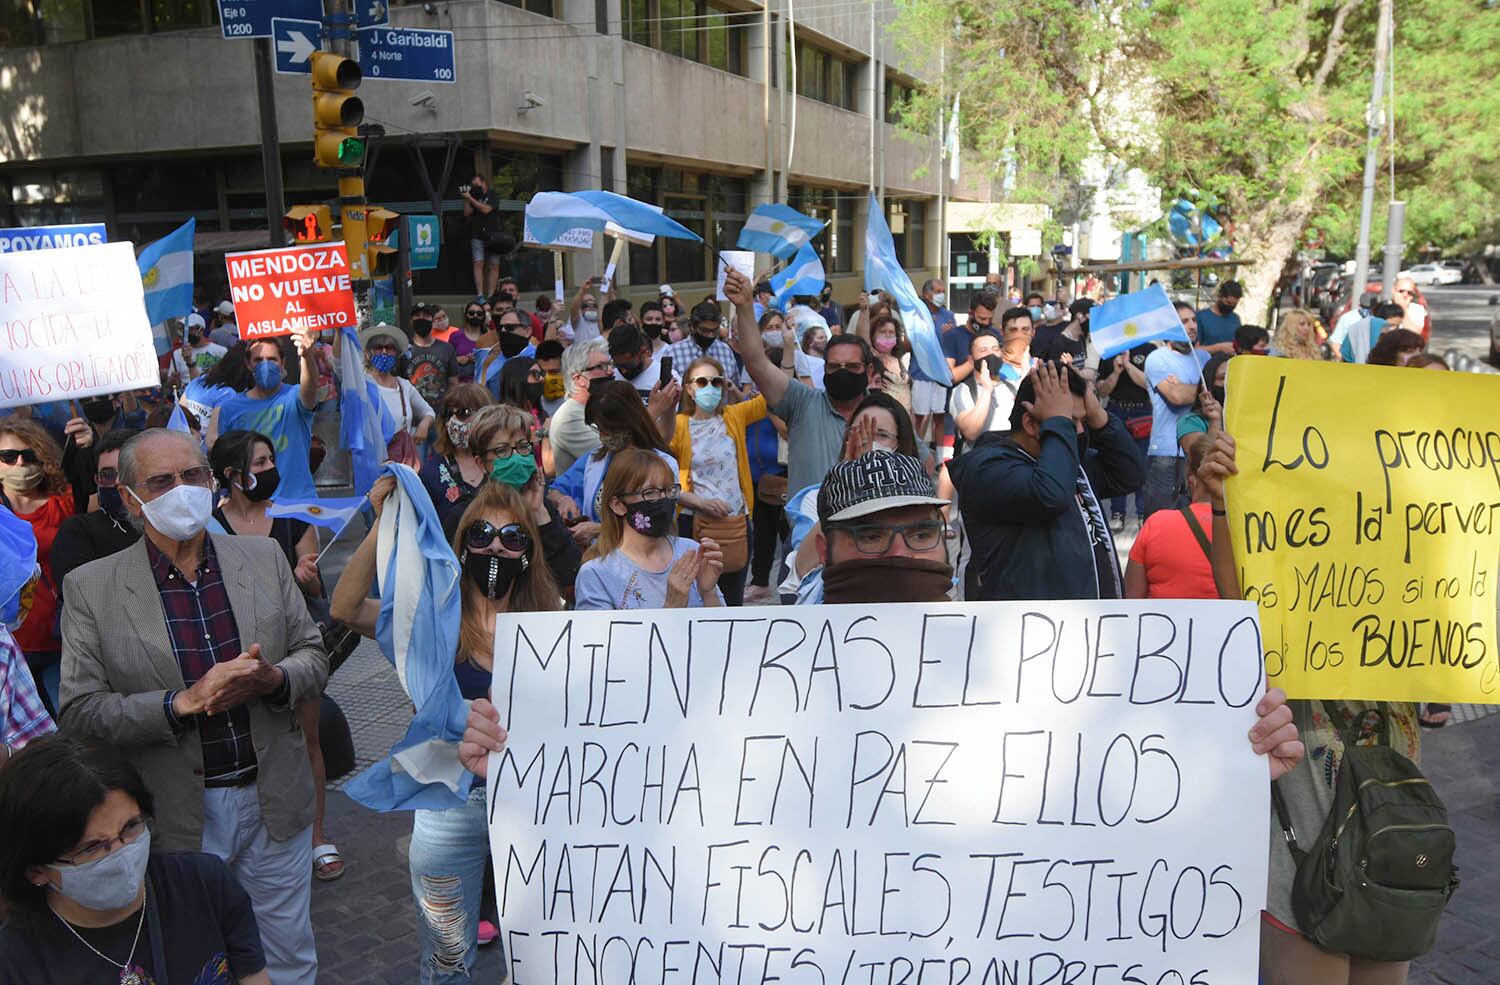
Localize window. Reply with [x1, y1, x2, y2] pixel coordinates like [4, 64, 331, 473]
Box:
[884, 75, 914, 125]
[787, 185, 851, 274]
[623, 0, 748, 76]
[888, 199, 927, 269]
[791, 40, 856, 110]
[496, 0, 557, 14]
[626, 165, 748, 284]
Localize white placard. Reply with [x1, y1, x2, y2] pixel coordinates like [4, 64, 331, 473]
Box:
[487, 599, 1271, 985]
[715, 249, 756, 301]
[0, 242, 159, 409]
[523, 219, 596, 254]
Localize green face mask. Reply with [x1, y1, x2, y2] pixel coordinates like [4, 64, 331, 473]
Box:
[490, 451, 537, 489]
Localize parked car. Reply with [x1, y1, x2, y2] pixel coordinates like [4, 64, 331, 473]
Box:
[1400, 262, 1463, 286]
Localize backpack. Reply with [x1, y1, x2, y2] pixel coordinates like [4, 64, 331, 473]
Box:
[1272, 701, 1459, 961]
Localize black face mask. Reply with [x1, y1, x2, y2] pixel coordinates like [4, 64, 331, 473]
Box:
[97, 485, 125, 516]
[980, 354, 1005, 378]
[616, 360, 645, 380]
[81, 397, 115, 424]
[525, 381, 545, 406]
[462, 551, 529, 600]
[1210, 385, 1226, 406]
[187, 329, 204, 345]
[412, 319, 433, 338]
[620, 498, 677, 539]
[499, 332, 530, 358]
[243, 467, 279, 502]
[641, 321, 663, 341]
[465, 312, 486, 327]
[824, 368, 869, 402]
[822, 556, 954, 604]
[693, 330, 717, 349]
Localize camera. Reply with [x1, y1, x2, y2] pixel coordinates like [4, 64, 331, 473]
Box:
[459, 183, 471, 196]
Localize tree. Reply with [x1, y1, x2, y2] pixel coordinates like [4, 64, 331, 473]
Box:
[893, 0, 1500, 319]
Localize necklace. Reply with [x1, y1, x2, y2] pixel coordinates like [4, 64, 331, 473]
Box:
[49, 897, 147, 984]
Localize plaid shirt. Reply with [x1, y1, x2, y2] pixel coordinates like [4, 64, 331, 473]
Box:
[147, 538, 258, 784]
[661, 336, 743, 386]
[0, 626, 54, 748]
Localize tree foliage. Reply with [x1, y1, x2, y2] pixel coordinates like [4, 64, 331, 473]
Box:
[892, 0, 1500, 315]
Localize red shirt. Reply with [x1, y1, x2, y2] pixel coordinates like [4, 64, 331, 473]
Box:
[4, 492, 74, 653]
[1127, 501, 1219, 600]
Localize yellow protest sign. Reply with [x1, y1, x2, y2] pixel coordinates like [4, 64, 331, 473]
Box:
[1224, 356, 1500, 702]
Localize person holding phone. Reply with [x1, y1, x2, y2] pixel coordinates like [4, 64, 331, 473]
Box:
[461, 174, 506, 301]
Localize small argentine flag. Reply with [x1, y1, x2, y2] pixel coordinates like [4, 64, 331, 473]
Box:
[268, 495, 369, 533]
[1090, 283, 1191, 360]
[137, 218, 196, 355]
[769, 242, 825, 312]
[738, 204, 826, 259]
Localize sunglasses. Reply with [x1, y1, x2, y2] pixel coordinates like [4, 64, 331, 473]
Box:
[94, 467, 119, 488]
[689, 376, 725, 389]
[446, 407, 476, 422]
[134, 466, 215, 495]
[464, 519, 533, 554]
[0, 448, 39, 465]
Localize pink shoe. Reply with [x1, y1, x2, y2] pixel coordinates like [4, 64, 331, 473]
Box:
[477, 920, 499, 947]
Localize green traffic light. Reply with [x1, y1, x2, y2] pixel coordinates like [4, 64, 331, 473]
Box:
[338, 137, 366, 165]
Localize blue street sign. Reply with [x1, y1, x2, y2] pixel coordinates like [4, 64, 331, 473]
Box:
[405, 215, 440, 270]
[0, 223, 107, 254]
[218, 0, 321, 39]
[358, 26, 455, 84]
[355, 0, 388, 27]
[271, 17, 321, 75]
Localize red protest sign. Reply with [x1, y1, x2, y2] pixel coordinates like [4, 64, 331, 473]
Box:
[224, 242, 358, 341]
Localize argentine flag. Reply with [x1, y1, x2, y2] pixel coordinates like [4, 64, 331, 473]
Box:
[338, 325, 397, 495]
[524, 190, 702, 246]
[738, 203, 825, 259]
[268, 495, 369, 534]
[770, 242, 825, 311]
[1090, 283, 1191, 360]
[137, 218, 195, 355]
[864, 195, 951, 384]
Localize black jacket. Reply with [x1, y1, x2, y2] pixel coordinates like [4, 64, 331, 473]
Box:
[49, 510, 141, 601]
[950, 414, 1145, 601]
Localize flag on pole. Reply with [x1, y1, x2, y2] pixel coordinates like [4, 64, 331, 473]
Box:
[524, 190, 702, 246]
[137, 219, 196, 355]
[737, 204, 826, 259]
[769, 242, 826, 311]
[267, 495, 369, 533]
[165, 401, 192, 434]
[343, 463, 470, 812]
[1090, 283, 1192, 360]
[338, 325, 396, 495]
[864, 195, 951, 384]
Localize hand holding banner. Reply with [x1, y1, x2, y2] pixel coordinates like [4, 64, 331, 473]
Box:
[1225, 356, 1500, 702]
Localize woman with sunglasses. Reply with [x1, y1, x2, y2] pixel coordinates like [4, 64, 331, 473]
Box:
[495, 354, 554, 476]
[363, 326, 435, 469]
[330, 478, 561, 984]
[0, 734, 271, 984]
[575, 448, 725, 610]
[419, 383, 496, 535]
[665, 356, 766, 606]
[452, 302, 487, 381]
[0, 419, 74, 716]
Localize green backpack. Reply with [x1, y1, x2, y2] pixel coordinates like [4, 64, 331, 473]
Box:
[1271, 701, 1460, 961]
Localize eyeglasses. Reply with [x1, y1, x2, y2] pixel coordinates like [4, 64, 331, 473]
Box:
[499, 322, 525, 333]
[584, 360, 615, 375]
[0, 448, 39, 466]
[464, 519, 533, 554]
[622, 484, 681, 503]
[485, 439, 534, 458]
[57, 815, 149, 867]
[94, 467, 119, 488]
[688, 376, 725, 388]
[829, 519, 945, 556]
[825, 361, 867, 374]
[132, 466, 215, 496]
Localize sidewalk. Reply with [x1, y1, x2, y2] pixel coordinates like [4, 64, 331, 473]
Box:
[314, 643, 1499, 983]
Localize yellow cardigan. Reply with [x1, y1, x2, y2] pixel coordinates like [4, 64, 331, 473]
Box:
[669, 394, 768, 511]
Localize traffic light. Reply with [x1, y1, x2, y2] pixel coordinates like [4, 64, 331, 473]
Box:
[311, 52, 364, 169]
[283, 205, 333, 244]
[365, 207, 400, 277]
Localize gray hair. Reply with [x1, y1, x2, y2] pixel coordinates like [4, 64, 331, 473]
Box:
[562, 337, 609, 397]
[118, 428, 210, 489]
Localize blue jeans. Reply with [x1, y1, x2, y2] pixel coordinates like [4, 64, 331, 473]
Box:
[1144, 454, 1186, 517]
[409, 786, 496, 985]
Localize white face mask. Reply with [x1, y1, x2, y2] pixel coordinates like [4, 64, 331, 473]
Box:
[127, 484, 214, 541]
[931, 293, 947, 308]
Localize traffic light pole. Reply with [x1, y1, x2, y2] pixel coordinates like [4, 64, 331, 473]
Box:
[252, 38, 286, 249]
[319, 0, 371, 324]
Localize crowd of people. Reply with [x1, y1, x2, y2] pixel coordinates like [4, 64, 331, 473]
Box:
[0, 221, 1467, 984]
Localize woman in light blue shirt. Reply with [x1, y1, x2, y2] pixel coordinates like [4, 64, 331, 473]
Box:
[574, 448, 725, 610]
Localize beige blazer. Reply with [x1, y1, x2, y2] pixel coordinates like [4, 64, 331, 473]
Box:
[59, 533, 328, 852]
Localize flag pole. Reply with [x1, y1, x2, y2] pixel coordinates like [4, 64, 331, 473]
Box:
[311, 492, 372, 567]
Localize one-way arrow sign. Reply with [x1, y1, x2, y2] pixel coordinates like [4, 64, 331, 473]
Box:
[272, 17, 321, 74]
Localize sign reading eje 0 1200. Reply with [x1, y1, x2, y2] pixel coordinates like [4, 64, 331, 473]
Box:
[225, 242, 358, 341]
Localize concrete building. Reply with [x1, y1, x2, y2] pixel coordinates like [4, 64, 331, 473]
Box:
[0, 0, 1049, 310]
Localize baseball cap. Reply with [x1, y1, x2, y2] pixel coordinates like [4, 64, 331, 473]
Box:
[818, 452, 949, 524]
[185, 312, 207, 330]
[215, 300, 235, 317]
[658, 284, 675, 297]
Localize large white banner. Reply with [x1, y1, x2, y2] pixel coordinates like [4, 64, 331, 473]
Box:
[0, 242, 158, 409]
[487, 600, 1271, 985]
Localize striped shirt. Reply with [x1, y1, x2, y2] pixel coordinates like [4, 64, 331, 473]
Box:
[147, 538, 257, 784]
[0, 627, 54, 748]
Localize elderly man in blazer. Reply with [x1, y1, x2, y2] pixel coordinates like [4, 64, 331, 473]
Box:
[60, 428, 327, 985]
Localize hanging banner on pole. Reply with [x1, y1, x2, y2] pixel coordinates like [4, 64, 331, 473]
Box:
[0, 243, 158, 408]
[225, 242, 358, 341]
[1226, 356, 1500, 702]
[486, 599, 1271, 985]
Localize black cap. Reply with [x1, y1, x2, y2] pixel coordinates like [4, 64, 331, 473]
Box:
[817, 452, 949, 524]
